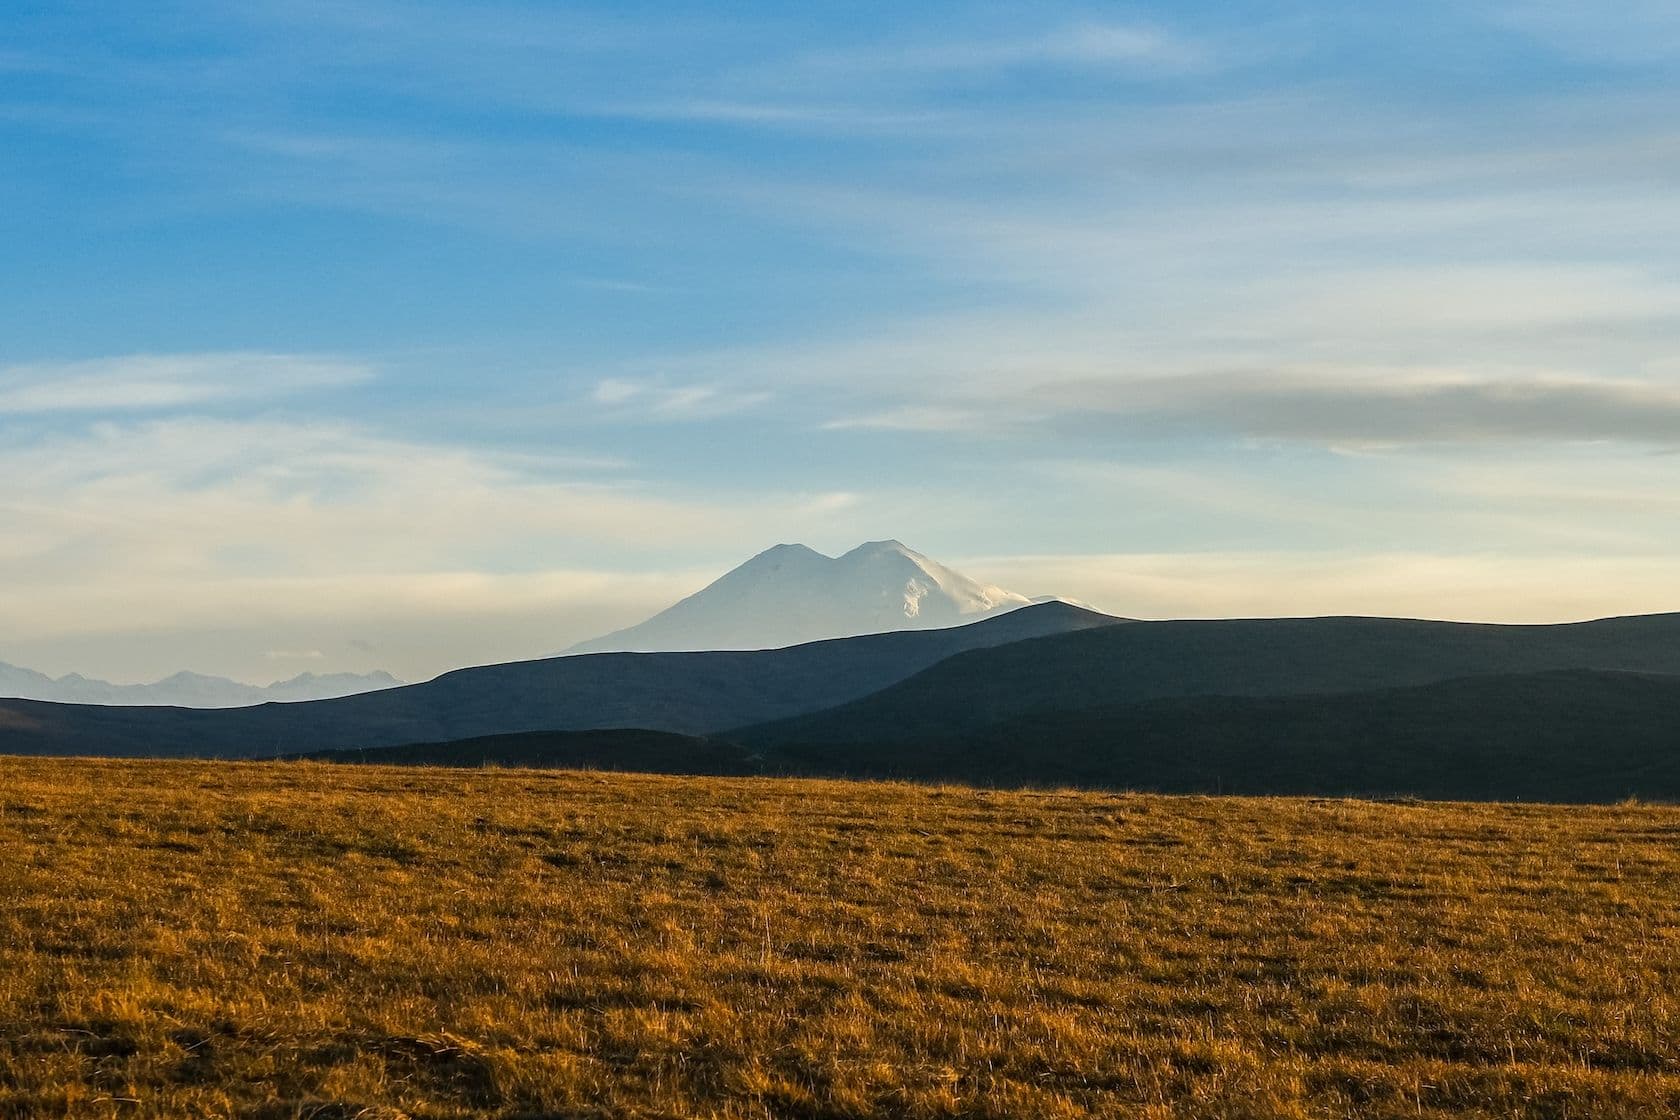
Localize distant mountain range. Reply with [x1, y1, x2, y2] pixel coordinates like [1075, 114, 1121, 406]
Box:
[300, 610, 1680, 802]
[8, 534, 1680, 802]
[304, 667, 1680, 803]
[0, 663, 402, 707]
[0, 541, 1038, 708]
[0, 601, 1119, 757]
[566, 539, 1034, 654]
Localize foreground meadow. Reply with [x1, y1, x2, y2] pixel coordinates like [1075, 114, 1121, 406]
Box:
[1, 758, 1677, 1119]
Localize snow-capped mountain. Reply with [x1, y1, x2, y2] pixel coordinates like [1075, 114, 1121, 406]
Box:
[0, 664, 403, 708]
[566, 540, 1036, 654]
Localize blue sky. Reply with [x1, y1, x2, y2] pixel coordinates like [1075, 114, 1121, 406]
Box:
[4, 1, 1680, 682]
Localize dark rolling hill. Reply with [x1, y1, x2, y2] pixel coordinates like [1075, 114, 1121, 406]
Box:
[758, 669, 1680, 802]
[0, 601, 1119, 759]
[301, 667, 1680, 802]
[737, 612, 1680, 749]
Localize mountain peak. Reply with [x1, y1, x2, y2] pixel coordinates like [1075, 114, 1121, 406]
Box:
[741, 542, 827, 566]
[0, 664, 404, 708]
[566, 540, 1039, 654]
[844, 539, 913, 558]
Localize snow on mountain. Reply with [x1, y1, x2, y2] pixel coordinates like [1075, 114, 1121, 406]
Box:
[0, 663, 403, 708]
[566, 540, 1035, 654]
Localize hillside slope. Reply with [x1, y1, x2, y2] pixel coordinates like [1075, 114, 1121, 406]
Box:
[306, 667, 1680, 802]
[763, 668, 1680, 801]
[740, 612, 1680, 747]
[0, 601, 1118, 758]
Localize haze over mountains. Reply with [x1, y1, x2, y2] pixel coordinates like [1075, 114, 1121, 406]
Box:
[0, 601, 1118, 758]
[7, 532, 1680, 802]
[0, 663, 402, 708]
[566, 540, 1034, 654]
[0, 542, 1033, 709]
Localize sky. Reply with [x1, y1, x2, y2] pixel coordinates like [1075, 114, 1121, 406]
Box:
[4, 1, 1680, 684]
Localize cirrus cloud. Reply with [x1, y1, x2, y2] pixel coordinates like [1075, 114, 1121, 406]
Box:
[1045, 371, 1680, 448]
[0, 352, 371, 414]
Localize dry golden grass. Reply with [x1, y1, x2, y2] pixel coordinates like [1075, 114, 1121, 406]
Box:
[1, 758, 1677, 1119]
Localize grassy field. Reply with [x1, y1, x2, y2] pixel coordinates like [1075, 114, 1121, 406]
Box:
[2, 759, 1677, 1119]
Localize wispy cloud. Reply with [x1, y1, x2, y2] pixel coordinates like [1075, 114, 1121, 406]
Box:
[587, 378, 771, 422]
[791, 21, 1212, 82]
[594, 100, 957, 135]
[819, 367, 1680, 448]
[0, 415, 874, 679]
[821, 405, 1029, 434]
[1046, 372, 1680, 448]
[0, 353, 370, 414]
[917, 21, 1207, 71]
[1499, 1, 1680, 63]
